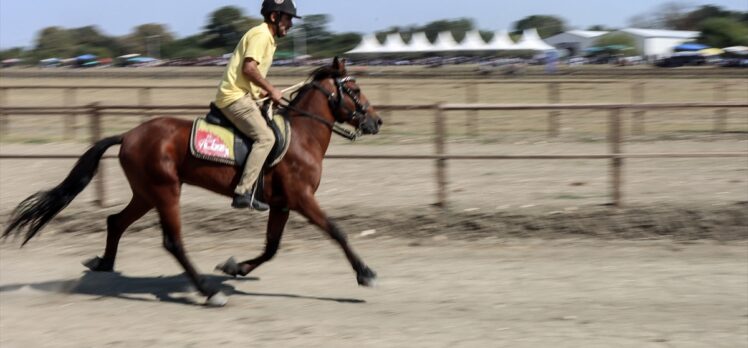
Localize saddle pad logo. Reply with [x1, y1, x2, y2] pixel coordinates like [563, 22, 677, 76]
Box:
[195, 130, 230, 158]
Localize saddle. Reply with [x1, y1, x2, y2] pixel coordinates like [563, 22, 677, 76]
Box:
[190, 103, 292, 169]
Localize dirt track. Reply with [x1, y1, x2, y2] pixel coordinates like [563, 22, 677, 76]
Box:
[1, 222, 747, 347]
[1, 139, 747, 347]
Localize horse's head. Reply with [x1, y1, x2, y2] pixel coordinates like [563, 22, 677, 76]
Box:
[312, 57, 383, 135]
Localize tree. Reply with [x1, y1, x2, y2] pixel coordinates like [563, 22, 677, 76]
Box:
[33, 27, 76, 59]
[122, 24, 175, 57]
[419, 18, 474, 42]
[698, 17, 748, 47]
[678, 5, 733, 29]
[202, 6, 261, 51]
[513, 15, 566, 38]
[628, 1, 691, 29]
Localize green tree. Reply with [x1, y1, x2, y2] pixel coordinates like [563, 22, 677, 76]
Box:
[202, 6, 260, 51]
[677, 5, 733, 29]
[698, 17, 748, 47]
[122, 24, 175, 57]
[419, 18, 474, 42]
[513, 15, 566, 38]
[33, 27, 76, 59]
[0, 48, 25, 61]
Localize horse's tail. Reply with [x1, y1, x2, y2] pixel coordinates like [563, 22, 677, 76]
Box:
[3, 135, 124, 246]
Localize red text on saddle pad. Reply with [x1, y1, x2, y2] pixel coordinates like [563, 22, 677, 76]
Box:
[195, 130, 230, 158]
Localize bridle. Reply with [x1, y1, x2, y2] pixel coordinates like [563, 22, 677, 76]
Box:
[281, 76, 371, 141]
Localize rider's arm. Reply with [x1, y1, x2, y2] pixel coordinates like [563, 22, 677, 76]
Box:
[242, 58, 282, 104]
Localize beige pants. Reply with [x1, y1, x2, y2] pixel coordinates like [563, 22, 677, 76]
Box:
[221, 94, 275, 195]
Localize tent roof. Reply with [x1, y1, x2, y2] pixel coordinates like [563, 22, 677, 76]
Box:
[621, 28, 699, 39]
[407, 32, 434, 52]
[431, 31, 460, 51]
[459, 31, 490, 50]
[514, 28, 554, 51]
[347, 34, 384, 54]
[486, 30, 516, 50]
[381, 33, 409, 53]
[566, 30, 609, 38]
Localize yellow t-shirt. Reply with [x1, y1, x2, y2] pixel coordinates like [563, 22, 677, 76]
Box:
[214, 23, 276, 108]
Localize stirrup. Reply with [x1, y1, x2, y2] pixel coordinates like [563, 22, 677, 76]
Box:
[249, 182, 269, 211]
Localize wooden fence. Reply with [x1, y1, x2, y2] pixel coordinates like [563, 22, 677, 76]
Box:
[1, 101, 746, 209]
[0, 79, 740, 138]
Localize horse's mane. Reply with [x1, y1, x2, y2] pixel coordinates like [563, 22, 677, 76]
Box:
[288, 65, 347, 105]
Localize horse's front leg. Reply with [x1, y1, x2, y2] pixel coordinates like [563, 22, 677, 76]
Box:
[216, 208, 289, 277]
[296, 193, 377, 287]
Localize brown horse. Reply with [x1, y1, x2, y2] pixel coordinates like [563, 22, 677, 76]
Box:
[3, 57, 382, 306]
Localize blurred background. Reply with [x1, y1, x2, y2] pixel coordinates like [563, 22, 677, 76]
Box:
[1, 1, 748, 347]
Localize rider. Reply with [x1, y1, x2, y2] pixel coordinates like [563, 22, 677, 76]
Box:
[214, 0, 300, 211]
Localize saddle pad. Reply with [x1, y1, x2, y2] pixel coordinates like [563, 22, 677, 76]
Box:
[190, 114, 291, 168]
[190, 118, 237, 165]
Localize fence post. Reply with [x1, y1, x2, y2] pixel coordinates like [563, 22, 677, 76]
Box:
[631, 82, 646, 135]
[0, 88, 8, 137]
[465, 82, 478, 137]
[713, 82, 727, 134]
[434, 103, 448, 208]
[608, 108, 623, 208]
[547, 82, 561, 137]
[64, 88, 77, 140]
[139, 87, 152, 123]
[89, 103, 106, 207]
[379, 83, 390, 125]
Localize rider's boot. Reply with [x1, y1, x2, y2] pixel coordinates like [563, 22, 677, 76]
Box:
[231, 183, 269, 211]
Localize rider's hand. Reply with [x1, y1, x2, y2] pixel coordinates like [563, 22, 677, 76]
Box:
[268, 87, 283, 105]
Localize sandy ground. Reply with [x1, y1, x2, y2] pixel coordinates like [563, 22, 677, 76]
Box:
[1, 139, 747, 347]
[1, 229, 746, 347]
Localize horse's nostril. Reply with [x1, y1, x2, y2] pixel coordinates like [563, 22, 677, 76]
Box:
[377, 118, 383, 126]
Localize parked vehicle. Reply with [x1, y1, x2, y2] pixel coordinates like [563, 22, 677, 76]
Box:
[655, 52, 705, 67]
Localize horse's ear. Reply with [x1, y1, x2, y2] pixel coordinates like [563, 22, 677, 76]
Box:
[332, 56, 346, 72]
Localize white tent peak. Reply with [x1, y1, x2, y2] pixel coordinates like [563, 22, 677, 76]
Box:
[381, 33, 409, 53]
[431, 31, 459, 51]
[515, 28, 554, 51]
[347, 34, 384, 54]
[460, 31, 489, 50]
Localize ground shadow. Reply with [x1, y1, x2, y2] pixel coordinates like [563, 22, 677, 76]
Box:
[0, 271, 366, 306]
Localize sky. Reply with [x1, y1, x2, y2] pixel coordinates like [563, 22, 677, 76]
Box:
[1, 0, 747, 49]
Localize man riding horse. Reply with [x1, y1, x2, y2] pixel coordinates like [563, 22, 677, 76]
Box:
[215, 0, 301, 211]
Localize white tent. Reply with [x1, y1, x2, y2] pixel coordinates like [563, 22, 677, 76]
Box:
[381, 33, 409, 53]
[431, 31, 460, 51]
[347, 34, 385, 54]
[514, 28, 554, 51]
[460, 31, 490, 51]
[486, 30, 516, 50]
[407, 32, 434, 52]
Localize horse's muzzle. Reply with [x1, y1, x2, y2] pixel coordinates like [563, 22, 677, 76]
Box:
[360, 115, 382, 135]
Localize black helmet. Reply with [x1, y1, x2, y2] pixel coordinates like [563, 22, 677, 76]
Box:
[261, 0, 301, 19]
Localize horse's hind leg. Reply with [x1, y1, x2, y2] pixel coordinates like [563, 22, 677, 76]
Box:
[85, 195, 152, 272]
[217, 208, 289, 277]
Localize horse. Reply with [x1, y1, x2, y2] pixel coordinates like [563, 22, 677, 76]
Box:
[3, 57, 383, 306]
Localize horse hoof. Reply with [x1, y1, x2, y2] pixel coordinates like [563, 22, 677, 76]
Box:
[206, 292, 229, 307]
[82, 256, 113, 272]
[215, 257, 240, 277]
[357, 268, 378, 288]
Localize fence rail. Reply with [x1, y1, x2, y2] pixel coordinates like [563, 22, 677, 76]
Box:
[1, 102, 747, 208]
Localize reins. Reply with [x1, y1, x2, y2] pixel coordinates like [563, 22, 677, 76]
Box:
[281, 97, 361, 141]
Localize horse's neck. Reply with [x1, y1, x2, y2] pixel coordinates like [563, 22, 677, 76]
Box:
[289, 93, 334, 156]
